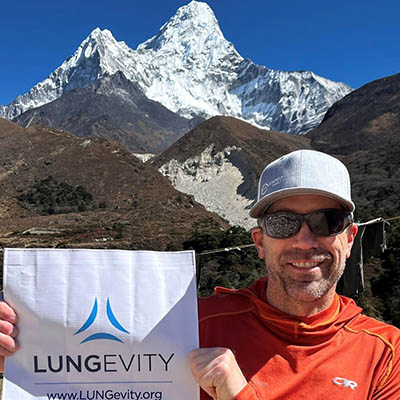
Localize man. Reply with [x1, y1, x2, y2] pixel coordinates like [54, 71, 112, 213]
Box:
[189, 150, 400, 399]
[0, 150, 399, 399]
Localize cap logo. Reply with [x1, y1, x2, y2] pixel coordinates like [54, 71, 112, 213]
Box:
[261, 176, 284, 196]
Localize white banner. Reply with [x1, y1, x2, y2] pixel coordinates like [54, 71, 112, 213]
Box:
[2, 248, 199, 400]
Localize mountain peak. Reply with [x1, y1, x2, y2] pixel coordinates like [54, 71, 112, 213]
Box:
[58, 27, 134, 89]
[1, 1, 352, 134]
[137, 1, 226, 52]
[87, 27, 107, 39]
[78, 27, 126, 57]
[82, 28, 114, 47]
[175, 1, 217, 23]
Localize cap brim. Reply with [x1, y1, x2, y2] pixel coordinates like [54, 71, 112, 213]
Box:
[249, 188, 355, 218]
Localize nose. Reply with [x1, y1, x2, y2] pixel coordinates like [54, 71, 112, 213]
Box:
[291, 222, 319, 250]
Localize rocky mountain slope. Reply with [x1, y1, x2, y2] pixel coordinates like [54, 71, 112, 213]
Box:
[13, 72, 193, 153]
[307, 73, 400, 212]
[152, 116, 311, 229]
[150, 73, 400, 230]
[2, 1, 351, 136]
[308, 73, 400, 154]
[0, 118, 228, 251]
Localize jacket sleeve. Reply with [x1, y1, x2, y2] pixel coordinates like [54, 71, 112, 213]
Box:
[371, 337, 400, 399]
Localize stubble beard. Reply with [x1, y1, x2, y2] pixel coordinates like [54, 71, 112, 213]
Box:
[265, 249, 347, 303]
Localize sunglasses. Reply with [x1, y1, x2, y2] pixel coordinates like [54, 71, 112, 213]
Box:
[261, 209, 353, 239]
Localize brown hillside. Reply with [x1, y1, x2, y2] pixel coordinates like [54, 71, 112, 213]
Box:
[0, 119, 228, 252]
[153, 116, 310, 166]
[306, 73, 400, 212]
[308, 73, 400, 155]
[152, 116, 311, 200]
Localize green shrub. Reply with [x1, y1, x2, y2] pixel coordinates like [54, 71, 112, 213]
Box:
[17, 176, 96, 215]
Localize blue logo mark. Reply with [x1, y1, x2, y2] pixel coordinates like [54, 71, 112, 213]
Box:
[74, 298, 129, 344]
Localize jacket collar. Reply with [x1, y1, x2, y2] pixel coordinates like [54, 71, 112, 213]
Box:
[215, 278, 362, 343]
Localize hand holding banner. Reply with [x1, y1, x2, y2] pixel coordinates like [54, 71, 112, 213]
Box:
[3, 248, 199, 400]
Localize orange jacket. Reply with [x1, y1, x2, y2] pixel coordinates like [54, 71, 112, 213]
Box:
[198, 278, 400, 399]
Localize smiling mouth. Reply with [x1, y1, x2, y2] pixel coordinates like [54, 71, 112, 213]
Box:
[290, 261, 323, 268]
[285, 253, 332, 269]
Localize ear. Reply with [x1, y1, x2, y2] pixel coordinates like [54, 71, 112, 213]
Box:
[252, 227, 266, 259]
[345, 223, 358, 259]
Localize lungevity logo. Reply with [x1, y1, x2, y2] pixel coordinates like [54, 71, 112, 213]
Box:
[74, 297, 130, 344]
[33, 297, 175, 375]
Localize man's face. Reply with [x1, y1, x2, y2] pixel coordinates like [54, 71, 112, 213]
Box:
[252, 194, 358, 315]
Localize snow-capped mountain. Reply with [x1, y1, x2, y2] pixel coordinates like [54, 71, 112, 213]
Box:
[13, 71, 193, 153]
[0, 1, 352, 133]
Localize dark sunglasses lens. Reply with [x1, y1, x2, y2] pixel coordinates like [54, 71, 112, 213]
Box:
[308, 210, 347, 235]
[264, 214, 301, 238]
[264, 210, 350, 238]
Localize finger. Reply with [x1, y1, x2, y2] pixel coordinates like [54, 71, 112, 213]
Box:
[0, 320, 18, 337]
[190, 348, 231, 391]
[0, 302, 18, 324]
[190, 347, 227, 362]
[190, 349, 218, 385]
[190, 349, 215, 377]
[0, 332, 18, 354]
[10, 324, 19, 339]
[0, 345, 18, 357]
[0, 344, 19, 374]
[190, 359, 218, 399]
[190, 348, 231, 371]
[190, 348, 247, 400]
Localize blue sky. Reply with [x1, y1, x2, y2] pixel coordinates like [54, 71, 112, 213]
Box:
[1, 0, 399, 106]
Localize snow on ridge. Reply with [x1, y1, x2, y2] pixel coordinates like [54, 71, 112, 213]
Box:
[1, 27, 140, 119]
[159, 144, 255, 229]
[138, 1, 222, 52]
[135, 0, 244, 119]
[2, 1, 352, 135]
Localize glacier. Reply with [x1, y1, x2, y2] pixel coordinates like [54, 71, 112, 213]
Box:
[159, 144, 255, 229]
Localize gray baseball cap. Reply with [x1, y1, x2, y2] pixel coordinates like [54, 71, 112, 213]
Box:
[249, 149, 355, 218]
